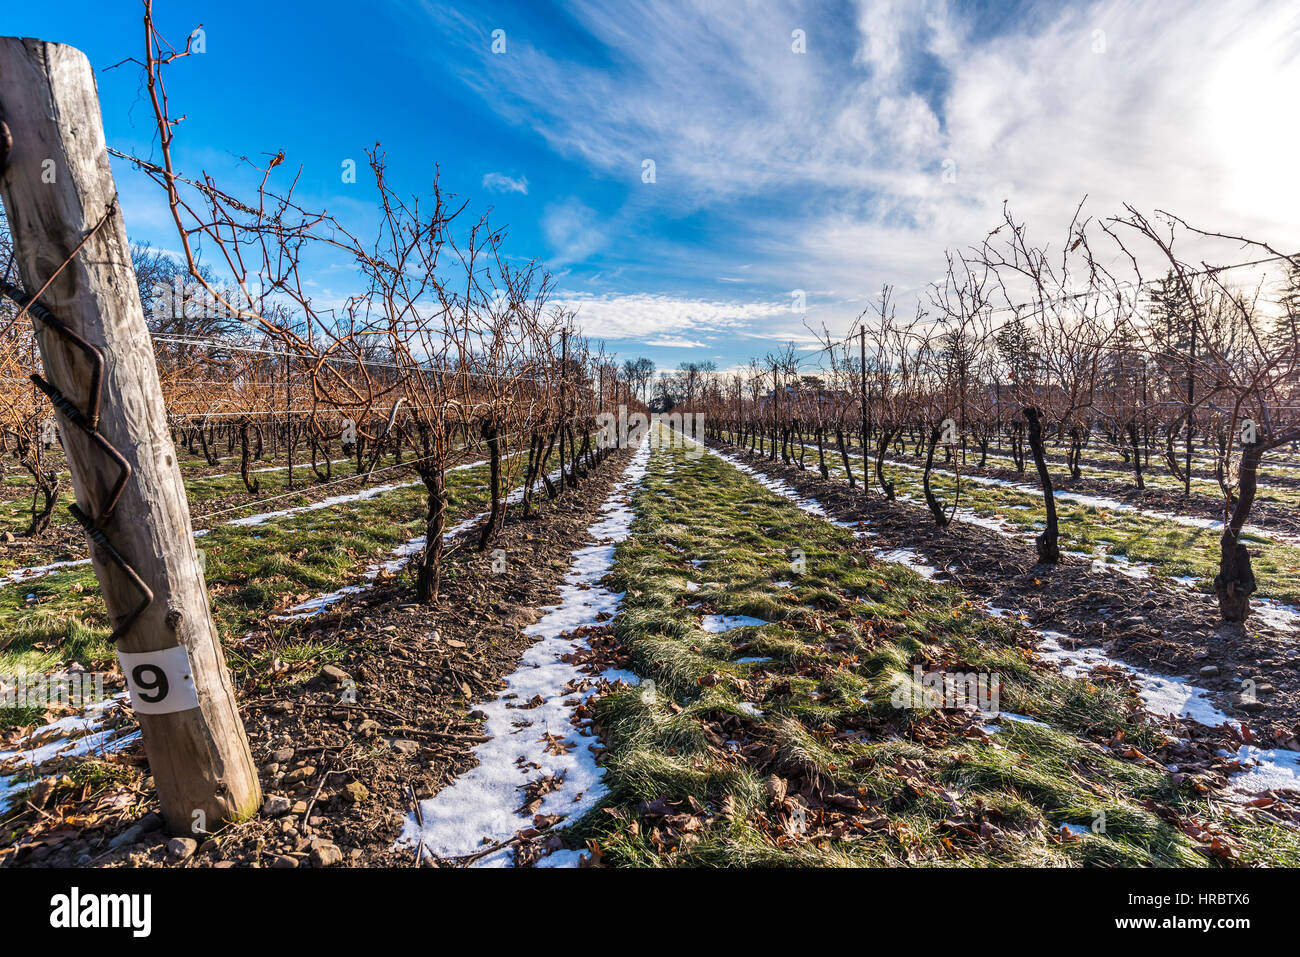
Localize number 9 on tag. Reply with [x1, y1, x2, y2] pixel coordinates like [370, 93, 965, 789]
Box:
[118, 645, 201, 714]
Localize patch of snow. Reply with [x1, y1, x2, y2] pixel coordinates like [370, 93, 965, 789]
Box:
[999, 711, 1051, 729]
[1251, 598, 1300, 633]
[397, 441, 651, 867]
[273, 536, 427, 621]
[533, 848, 587, 868]
[987, 609, 1300, 799]
[0, 557, 93, 588]
[1229, 745, 1300, 795]
[0, 695, 138, 816]
[952, 510, 1016, 537]
[702, 614, 769, 633]
[874, 548, 939, 579]
[228, 481, 421, 527]
[1062, 548, 1154, 580]
[882, 456, 1300, 547]
[1037, 630, 1232, 727]
[720, 435, 1300, 797]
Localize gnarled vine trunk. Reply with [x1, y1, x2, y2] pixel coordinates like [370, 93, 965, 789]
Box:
[1024, 407, 1060, 564]
[1214, 441, 1262, 622]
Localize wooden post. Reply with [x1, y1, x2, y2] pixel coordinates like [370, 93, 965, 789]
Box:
[0, 38, 261, 833]
[1184, 314, 1195, 499]
[771, 361, 779, 460]
[736, 379, 742, 444]
[858, 328, 868, 469]
[284, 346, 294, 489]
[559, 331, 567, 490]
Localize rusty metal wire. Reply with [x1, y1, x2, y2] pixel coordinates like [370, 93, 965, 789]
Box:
[0, 212, 154, 642]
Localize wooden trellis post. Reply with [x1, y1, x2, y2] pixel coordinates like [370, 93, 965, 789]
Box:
[859, 327, 868, 473]
[0, 37, 261, 833]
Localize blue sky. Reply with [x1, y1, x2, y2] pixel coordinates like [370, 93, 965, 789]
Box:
[9, 0, 1300, 374]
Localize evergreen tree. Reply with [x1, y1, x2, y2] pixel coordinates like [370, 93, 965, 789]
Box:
[1268, 257, 1300, 354]
[1145, 269, 1192, 362]
[994, 315, 1035, 387]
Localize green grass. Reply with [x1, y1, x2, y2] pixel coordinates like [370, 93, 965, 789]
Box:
[0, 704, 48, 731]
[0, 454, 528, 679]
[970, 446, 1300, 511]
[0, 613, 118, 731]
[727, 432, 1300, 607]
[0, 612, 115, 675]
[568, 432, 1300, 867]
[0, 453, 405, 561]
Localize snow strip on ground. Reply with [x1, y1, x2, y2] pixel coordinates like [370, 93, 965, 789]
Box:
[1229, 745, 1300, 793]
[725, 440, 1300, 629]
[1, 556, 93, 588]
[702, 614, 769, 633]
[736, 436, 1300, 548]
[973, 449, 1297, 495]
[397, 441, 651, 866]
[228, 480, 423, 527]
[0, 695, 139, 817]
[878, 455, 1300, 548]
[983, 608, 1297, 796]
[874, 548, 940, 579]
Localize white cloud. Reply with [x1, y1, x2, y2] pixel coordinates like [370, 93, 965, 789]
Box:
[643, 337, 707, 348]
[436, 0, 1300, 349]
[481, 171, 529, 195]
[542, 199, 606, 266]
[553, 291, 797, 343]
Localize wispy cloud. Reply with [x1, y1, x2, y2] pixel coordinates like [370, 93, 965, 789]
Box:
[432, 0, 1300, 352]
[643, 337, 707, 348]
[542, 198, 606, 267]
[481, 171, 529, 194]
[553, 291, 796, 343]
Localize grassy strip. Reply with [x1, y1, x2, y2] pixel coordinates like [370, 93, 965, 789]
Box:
[728, 433, 1300, 607]
[964, 447, 1300, 509]
[569, 437, 1298, 866]
[0, 454, 406, 558]
[0, 461, 503, 680]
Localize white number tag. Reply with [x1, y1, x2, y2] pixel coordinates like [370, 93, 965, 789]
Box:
[118, 645, 201, 715]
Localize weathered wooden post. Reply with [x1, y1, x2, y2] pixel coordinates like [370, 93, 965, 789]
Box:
[0, 37, 261, 834]
[859, 327, 868, 482]
[559, 330, 568, 490]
